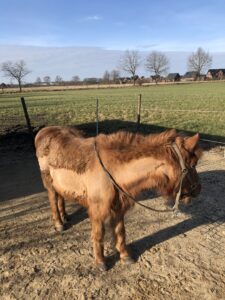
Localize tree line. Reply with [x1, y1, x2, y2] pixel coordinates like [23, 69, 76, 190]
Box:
[119, 47, 212, 84]
[0, 47, 212, 92]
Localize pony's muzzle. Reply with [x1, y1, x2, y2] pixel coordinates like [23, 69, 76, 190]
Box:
[181, 182, 201, 205]
[190, 182, 201, 197]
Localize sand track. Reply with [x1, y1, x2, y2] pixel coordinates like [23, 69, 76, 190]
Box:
[0, 145, 225, 300]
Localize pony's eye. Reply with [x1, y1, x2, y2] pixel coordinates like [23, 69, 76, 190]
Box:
[191, 163, 196, 168]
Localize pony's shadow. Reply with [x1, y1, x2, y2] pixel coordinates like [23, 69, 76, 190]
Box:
[107, 169, 225, 270]
[65, 205, 88, 229]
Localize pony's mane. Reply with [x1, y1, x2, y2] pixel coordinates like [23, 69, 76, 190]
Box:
[97, 129, 177, 150]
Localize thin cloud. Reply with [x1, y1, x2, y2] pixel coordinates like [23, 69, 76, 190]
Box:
[137, 44, 159, 49]
[79, 15, 102, 22]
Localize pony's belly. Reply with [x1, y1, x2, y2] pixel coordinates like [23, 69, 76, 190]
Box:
[50, 167, 87, 203]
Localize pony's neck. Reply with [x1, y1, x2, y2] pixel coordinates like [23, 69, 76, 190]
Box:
[113, 155, 175, 197]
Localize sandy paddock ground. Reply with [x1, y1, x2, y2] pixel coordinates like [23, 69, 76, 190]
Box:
[0, 140, 225, 300]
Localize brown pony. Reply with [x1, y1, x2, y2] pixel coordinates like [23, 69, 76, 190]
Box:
[35, 126, 202, 270]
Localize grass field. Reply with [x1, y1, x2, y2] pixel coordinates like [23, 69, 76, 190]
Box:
[0, 82, 225, 140]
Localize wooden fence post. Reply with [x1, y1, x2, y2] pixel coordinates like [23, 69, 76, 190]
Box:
[96, 98, 99, 135]
[20, 97, 33, 138]
[137, 94, 142, 130]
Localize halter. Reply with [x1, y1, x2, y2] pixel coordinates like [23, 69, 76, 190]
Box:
[94, 140, 192, 213]
[169, 143, 188, 210]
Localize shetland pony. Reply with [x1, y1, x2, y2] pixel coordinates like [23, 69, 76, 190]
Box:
[35, 126, 202, 270]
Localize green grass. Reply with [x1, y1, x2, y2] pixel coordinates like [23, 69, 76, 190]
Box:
[0, 82, 225, 140]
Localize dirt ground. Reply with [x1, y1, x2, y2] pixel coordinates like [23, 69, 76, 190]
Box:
[0, 137, 225, 300]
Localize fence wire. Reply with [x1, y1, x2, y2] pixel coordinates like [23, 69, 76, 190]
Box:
[0, 95, 225, 145]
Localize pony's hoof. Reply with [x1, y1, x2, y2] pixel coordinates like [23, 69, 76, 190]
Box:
[62, 214, 69, 224]
[97, 262, 108, 271]
[122, 256, 135, 265]
[55, 224, 64, 232]
[172, 209, 181, 217]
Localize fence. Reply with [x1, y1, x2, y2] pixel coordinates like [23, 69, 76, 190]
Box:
[0, 92, 225, 146]
[0, 95, 143, 136]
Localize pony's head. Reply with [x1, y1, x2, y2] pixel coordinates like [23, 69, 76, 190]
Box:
[171, 133, 202, 205]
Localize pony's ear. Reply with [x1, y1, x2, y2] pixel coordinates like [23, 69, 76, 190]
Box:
[166, 128, 177, 139]
[185, 133, 200, 152]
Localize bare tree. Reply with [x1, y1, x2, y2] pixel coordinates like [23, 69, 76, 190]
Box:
[188, 47, 212, 79]
[35, 77, 42, 85]
[55, 75, 63, 84]
[43, 76, 51, 85]
[110, 69, 120, 83]
[1, 60, 31, 92]
[145, 51, 169, 83]
[119, 50, 141, 85]
[102, 70, 110, 84]
[72, 75, 80, 82]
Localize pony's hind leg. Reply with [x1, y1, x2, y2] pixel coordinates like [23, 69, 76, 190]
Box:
[41, 171, 64, 232]
[48, 189, 64, 232]
[57, 195, 69, 224]
[111, 215, 135, 264]
[91, 218, 106, 271]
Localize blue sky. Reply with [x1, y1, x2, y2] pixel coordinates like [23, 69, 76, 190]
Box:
[1, 0, 225, 51]
[0, 0, 225, 81]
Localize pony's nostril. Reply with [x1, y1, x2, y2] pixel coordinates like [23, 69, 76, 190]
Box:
[192, 181, 201, 190]
[191, 183, 201, 196]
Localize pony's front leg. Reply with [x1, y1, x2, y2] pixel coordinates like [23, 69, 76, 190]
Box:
[111, 215, 135, 264]
[91, 218, 106, 271]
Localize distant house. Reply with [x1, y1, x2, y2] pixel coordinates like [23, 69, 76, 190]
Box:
[182, 71, 199, 81]
[167, 73, 181, 82]
[0, 83, 7, 92]
[119, 77, 131, 84]
[206, 69, 225, 80]
[151, 75, 161, 82]
[83, 78, 101, 85]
